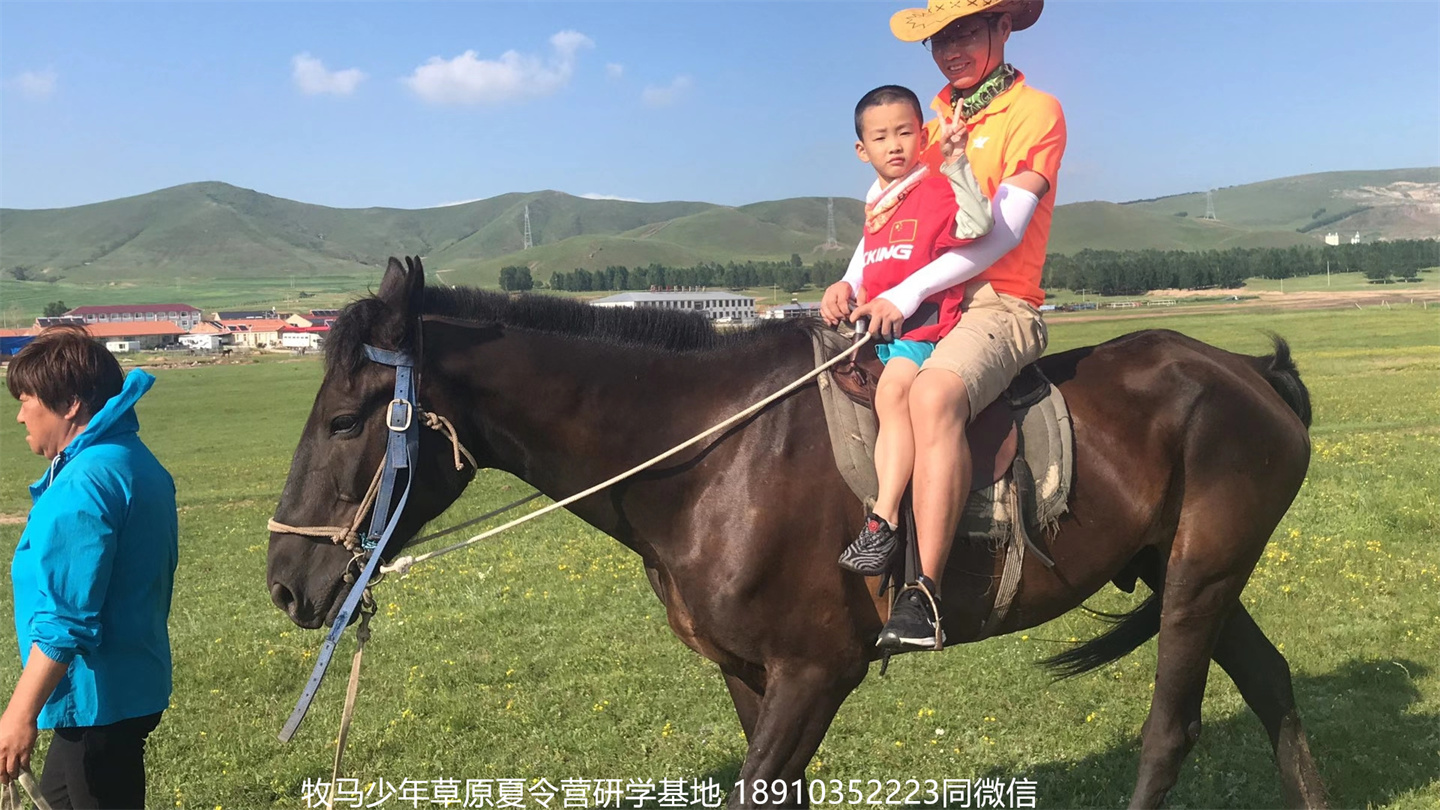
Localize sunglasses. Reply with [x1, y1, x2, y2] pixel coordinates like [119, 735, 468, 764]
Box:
[923, 15, 998, 52]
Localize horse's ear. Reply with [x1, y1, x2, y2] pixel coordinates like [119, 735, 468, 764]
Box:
[378, 255, 426, 321]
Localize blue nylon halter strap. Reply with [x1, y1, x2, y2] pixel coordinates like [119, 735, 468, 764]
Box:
[278, 343, 419, 743]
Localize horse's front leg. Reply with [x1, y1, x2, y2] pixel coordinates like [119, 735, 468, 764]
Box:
[729, 659, 867, 809]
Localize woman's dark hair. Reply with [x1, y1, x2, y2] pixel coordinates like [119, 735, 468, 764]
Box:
[854, 85, 924, 138]
[7, 325, 124, 418]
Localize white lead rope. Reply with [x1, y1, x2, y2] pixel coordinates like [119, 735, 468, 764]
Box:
[380, 331, 873, 577]
[0, 769, 51, 810]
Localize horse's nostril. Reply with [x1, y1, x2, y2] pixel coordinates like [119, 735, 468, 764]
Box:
[271, 582, 297, 614]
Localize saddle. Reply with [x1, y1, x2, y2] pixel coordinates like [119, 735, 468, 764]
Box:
[811, 328, 1075, 636]
[828, 341, 1046, 492]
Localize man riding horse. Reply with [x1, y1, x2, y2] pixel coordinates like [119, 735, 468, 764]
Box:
[825, 0, 1064, 651]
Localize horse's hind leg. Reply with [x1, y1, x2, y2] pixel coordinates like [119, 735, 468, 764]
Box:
[1129, 570, 1235, 808]
[1212, 605, 1327, 808]
[1129, 505, 1275, 808]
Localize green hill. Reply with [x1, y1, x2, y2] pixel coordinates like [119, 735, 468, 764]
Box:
[1120, 167, 1439, 240]
[1, 169, 1433, 288]
[1046, 201, 1315, 254]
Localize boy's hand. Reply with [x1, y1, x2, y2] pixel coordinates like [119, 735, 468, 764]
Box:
[820, 281, 856, 327]
[850, 298, 905, 341]
[939, 116, 968, 163]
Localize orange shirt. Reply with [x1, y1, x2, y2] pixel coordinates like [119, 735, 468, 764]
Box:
[919, 73, 1066, 307]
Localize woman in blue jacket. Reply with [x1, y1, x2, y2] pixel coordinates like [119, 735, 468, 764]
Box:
[1, 326, 177, 809]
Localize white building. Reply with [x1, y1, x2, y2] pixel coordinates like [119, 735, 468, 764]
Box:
[281, 331, 325, 351]
[765, 302, 823, 320]
[590, 291, 757, 322]
[179, 333, 226, 351]
[68, 304, 203, 331]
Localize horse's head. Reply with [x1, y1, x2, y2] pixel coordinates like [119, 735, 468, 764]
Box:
[267, 256, 477, 628]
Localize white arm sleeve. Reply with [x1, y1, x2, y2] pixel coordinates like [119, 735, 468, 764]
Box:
[876, 184, 1042, 318]
[839, 238, 865, 293]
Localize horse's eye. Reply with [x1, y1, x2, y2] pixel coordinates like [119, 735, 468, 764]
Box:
[330, 414, 360, 435]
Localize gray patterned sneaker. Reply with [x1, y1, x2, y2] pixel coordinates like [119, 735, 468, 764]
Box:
[838, 514, 898, 575]
[877, 587, 946, 651]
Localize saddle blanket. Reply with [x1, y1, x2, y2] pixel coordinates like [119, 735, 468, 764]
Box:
[810, 328, 1074, 548]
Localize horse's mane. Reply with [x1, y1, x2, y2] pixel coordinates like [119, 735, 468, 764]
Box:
[327, 286, 814, 374]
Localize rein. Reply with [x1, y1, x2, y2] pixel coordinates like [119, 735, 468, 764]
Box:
[271, 322, 873, 782]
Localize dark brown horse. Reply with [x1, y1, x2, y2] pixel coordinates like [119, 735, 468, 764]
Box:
[268, 257, 1326, 808]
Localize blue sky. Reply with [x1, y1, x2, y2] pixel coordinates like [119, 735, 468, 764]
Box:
[2, 1, 1437, 211]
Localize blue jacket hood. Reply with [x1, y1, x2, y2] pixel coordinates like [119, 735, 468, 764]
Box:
[32, 369, 155, 496]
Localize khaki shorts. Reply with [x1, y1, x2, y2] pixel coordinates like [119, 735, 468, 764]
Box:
[920, 280, 1048, 419]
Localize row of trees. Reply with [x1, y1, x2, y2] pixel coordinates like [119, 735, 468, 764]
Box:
[497, 239, 1436, 297]
[537, 257, 851, 293]
[1042, 240, 1436, 296]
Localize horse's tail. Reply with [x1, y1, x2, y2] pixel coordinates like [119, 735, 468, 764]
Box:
[1041, 593, 1161, 679]
[1250, 335, 1312, 429]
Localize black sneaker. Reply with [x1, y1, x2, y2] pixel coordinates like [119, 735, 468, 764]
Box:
[838, 514, 898, 575]
[877, 587, 945, 651]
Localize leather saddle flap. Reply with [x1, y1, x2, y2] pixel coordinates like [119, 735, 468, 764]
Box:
[829, 342, 1017, 491]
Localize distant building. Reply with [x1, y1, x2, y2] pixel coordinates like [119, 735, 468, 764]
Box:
[67, 304, 202, 331]
[285, 313, 338, 329]
[212, 308, 278, 322]
[84, 321, 187, 350]
[35, 316, 88, 329]
[0, 333, 34, 357]
[765, 302, 823, 320]
[220, 318, 290, 349]
[188, 320, 228, 335]
[590, 291, 757, 322]
[281, 327, 327, 351]
[179, 333, 227, 351]
[1324, 232, 1341, 246]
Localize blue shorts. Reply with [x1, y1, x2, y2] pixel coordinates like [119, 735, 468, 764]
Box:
[875, 339, 936, 367]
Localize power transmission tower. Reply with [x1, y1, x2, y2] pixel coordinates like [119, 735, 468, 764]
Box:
[523, 205, 533, 250]
[824, 198, 839, 249]
[1203, 190, 1217, 220]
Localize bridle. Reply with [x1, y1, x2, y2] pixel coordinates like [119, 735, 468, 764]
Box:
[269, 337, 474, 743]
[269, 315, 876, 754]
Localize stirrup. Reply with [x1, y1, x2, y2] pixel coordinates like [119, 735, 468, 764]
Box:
[897, 578, 944, 652]
[878, 578, 944, 675]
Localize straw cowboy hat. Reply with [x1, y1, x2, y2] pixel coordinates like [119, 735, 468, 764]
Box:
[890, 0, 1044, 42]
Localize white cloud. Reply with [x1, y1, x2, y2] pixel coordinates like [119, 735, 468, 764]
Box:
[642, 75, 692, 108]
[580, 192, 643, 202]
[434, 197, 485, 208]
[11, 70, 57, 100]
[405, 30, 594, 106]
[292, 53, 366, 96]
[605, 63, 624, 80]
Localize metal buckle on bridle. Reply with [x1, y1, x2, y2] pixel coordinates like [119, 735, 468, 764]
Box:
[386, 399, 413, 432]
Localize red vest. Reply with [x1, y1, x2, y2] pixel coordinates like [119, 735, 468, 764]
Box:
[860, 174, 969, 342]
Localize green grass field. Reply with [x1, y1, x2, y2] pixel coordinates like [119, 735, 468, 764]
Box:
[0, 305, 1436, 807]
